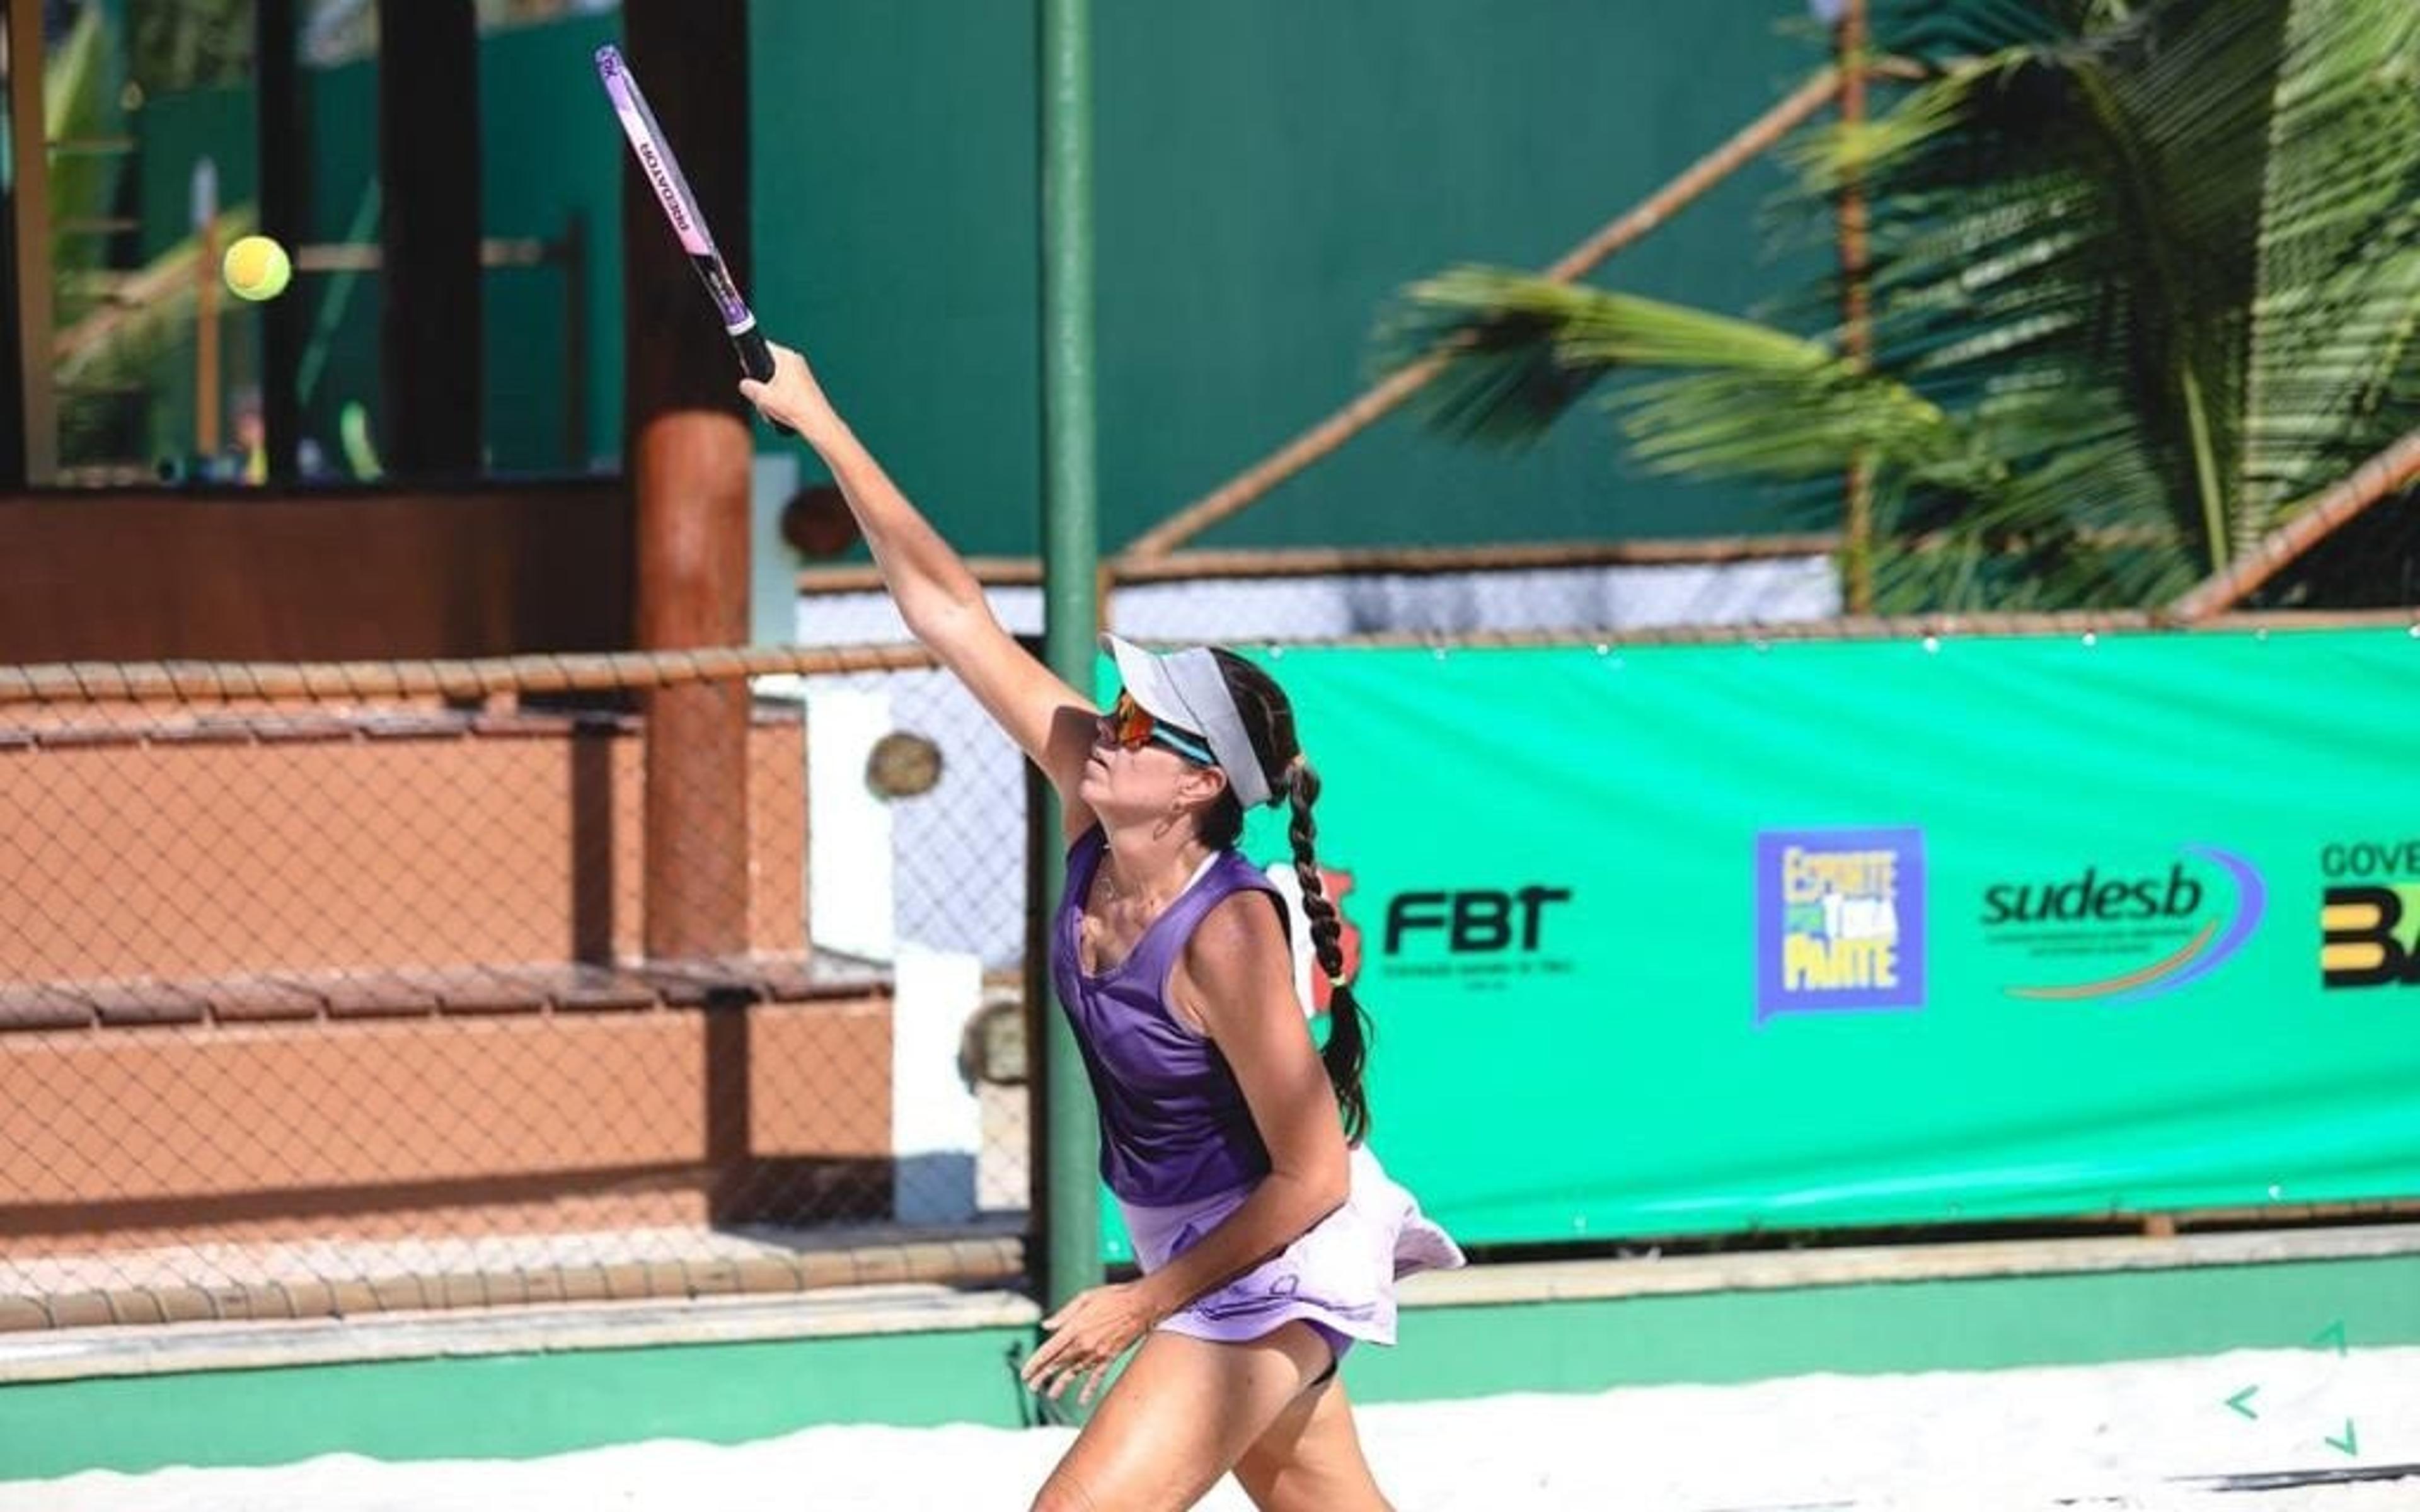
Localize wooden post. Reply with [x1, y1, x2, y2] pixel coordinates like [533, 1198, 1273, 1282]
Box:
[622, 0, 754, 966]
[376, 0, 482, 476]
[194, 163, 221, 461]
[4, 0, 57, 486]
[622, 0, 759, 1227]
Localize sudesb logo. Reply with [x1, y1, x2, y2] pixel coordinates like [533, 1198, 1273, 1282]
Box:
[1982, 863, 2210, 925]
[1383, 887, 1574, 954]
[1983, 844, 2264, 1002]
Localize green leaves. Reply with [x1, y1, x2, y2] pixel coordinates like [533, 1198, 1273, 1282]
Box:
[2240, 1, 2420, 536]
[130, 0, 256, 93]
[1383, 0, 2420, 611]
[1383, 270, 1850, 448]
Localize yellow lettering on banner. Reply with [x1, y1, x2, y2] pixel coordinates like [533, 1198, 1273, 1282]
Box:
[1783, 847, 1897, 905]
[2321, 942, 2389, 973]
[1783, 847, 1818, 905]
[1783, 936, 1901, 991]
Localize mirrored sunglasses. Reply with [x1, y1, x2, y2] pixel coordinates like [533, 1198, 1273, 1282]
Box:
[1104, 690, 1216, 765]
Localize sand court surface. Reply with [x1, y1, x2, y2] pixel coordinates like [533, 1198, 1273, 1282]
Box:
[6, 1344, 2414, 1511]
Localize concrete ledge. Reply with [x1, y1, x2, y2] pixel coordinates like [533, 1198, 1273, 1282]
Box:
[10, 1224, 2417, 1391]
[4, 1230, 2418, 1478]
[1402, 1222, 2420, 1309]
[0, 1283, 1040, 1386]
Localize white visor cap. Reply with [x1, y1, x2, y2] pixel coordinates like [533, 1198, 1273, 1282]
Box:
[1102, 634, 1273, 809]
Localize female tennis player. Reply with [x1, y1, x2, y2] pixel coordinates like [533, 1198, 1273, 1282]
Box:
[742, 342, 1461, 1511]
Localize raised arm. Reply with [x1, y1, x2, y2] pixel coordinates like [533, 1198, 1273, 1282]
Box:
[742, 343, 1100, 840]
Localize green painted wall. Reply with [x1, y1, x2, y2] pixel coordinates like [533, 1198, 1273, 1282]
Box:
[478, 14, 626, 475]
[751, 0, 1829, 556]
[4, 1252, 2416, 1479]
[282, 13, 626, 477]
[119, 13, 624, 479]
[0, 1324, 1038, 1480]
[116, 5, 1825, 537]
[285, 56, 379, 464]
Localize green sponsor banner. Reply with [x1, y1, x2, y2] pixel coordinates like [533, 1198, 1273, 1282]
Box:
[1093, 627, 2420, 1256]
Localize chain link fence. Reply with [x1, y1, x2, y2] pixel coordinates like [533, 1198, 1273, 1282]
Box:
[1103, 544, 1845, 644]
[10, 563, 2401, 1340]
[0, 648, 1026, 1334]
[793, 540, 1847, 660]
[0, 546, 1845, 1336]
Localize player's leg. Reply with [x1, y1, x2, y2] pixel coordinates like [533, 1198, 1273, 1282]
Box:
[1028, 1322, 1332, 1512]
[1230, 1372, 1392, 1512]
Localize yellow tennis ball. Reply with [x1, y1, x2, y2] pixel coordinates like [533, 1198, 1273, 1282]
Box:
[221, 234, 292, 302]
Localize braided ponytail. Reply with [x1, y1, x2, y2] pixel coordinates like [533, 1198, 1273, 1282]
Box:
[1285, 759, 1372, 1143]
[1202, 650, 1375, 1143]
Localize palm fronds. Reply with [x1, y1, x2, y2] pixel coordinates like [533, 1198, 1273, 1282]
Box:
[44, 4, 126, 327]
[1383, 0, 2420, 612]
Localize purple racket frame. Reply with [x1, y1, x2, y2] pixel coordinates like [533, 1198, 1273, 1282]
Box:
[596, 44, 776, 384]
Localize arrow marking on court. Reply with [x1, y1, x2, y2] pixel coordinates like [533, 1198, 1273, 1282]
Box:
[2226, 1385, 2259, 1419]
[2310, 1320, 2347, 1356]
[2325, 1419, 2358, 1458]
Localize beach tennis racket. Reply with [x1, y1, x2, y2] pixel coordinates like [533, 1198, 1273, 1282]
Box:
[594, 44, 778, 388]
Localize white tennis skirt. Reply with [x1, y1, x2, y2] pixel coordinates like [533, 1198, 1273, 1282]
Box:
[1118, 1143, 1466, 1359]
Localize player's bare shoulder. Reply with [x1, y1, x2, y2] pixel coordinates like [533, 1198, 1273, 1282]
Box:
[1173, 888, 1297, 1031]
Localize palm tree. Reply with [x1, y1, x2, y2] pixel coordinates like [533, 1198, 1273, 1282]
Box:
[1382, 0, 2420, 612]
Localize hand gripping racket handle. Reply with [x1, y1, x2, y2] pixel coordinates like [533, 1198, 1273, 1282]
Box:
[735, 327, 776, 384]
[730, 326, 795, 435]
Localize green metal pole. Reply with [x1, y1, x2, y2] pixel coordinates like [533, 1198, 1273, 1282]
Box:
[1038, 0, 1102, 1312]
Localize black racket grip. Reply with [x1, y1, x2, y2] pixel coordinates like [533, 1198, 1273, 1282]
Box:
[733, 328, 797, 435]
[735, 327, 776, 382]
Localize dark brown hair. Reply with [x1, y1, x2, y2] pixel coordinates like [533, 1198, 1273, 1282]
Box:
[1198, 650, 1372, 1144]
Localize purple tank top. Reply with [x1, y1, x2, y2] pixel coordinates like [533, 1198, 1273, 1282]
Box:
[1051, 826, 1289, 1206]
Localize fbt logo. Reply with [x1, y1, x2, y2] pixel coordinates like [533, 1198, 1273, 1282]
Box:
[1384, 886, 1574, 954]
